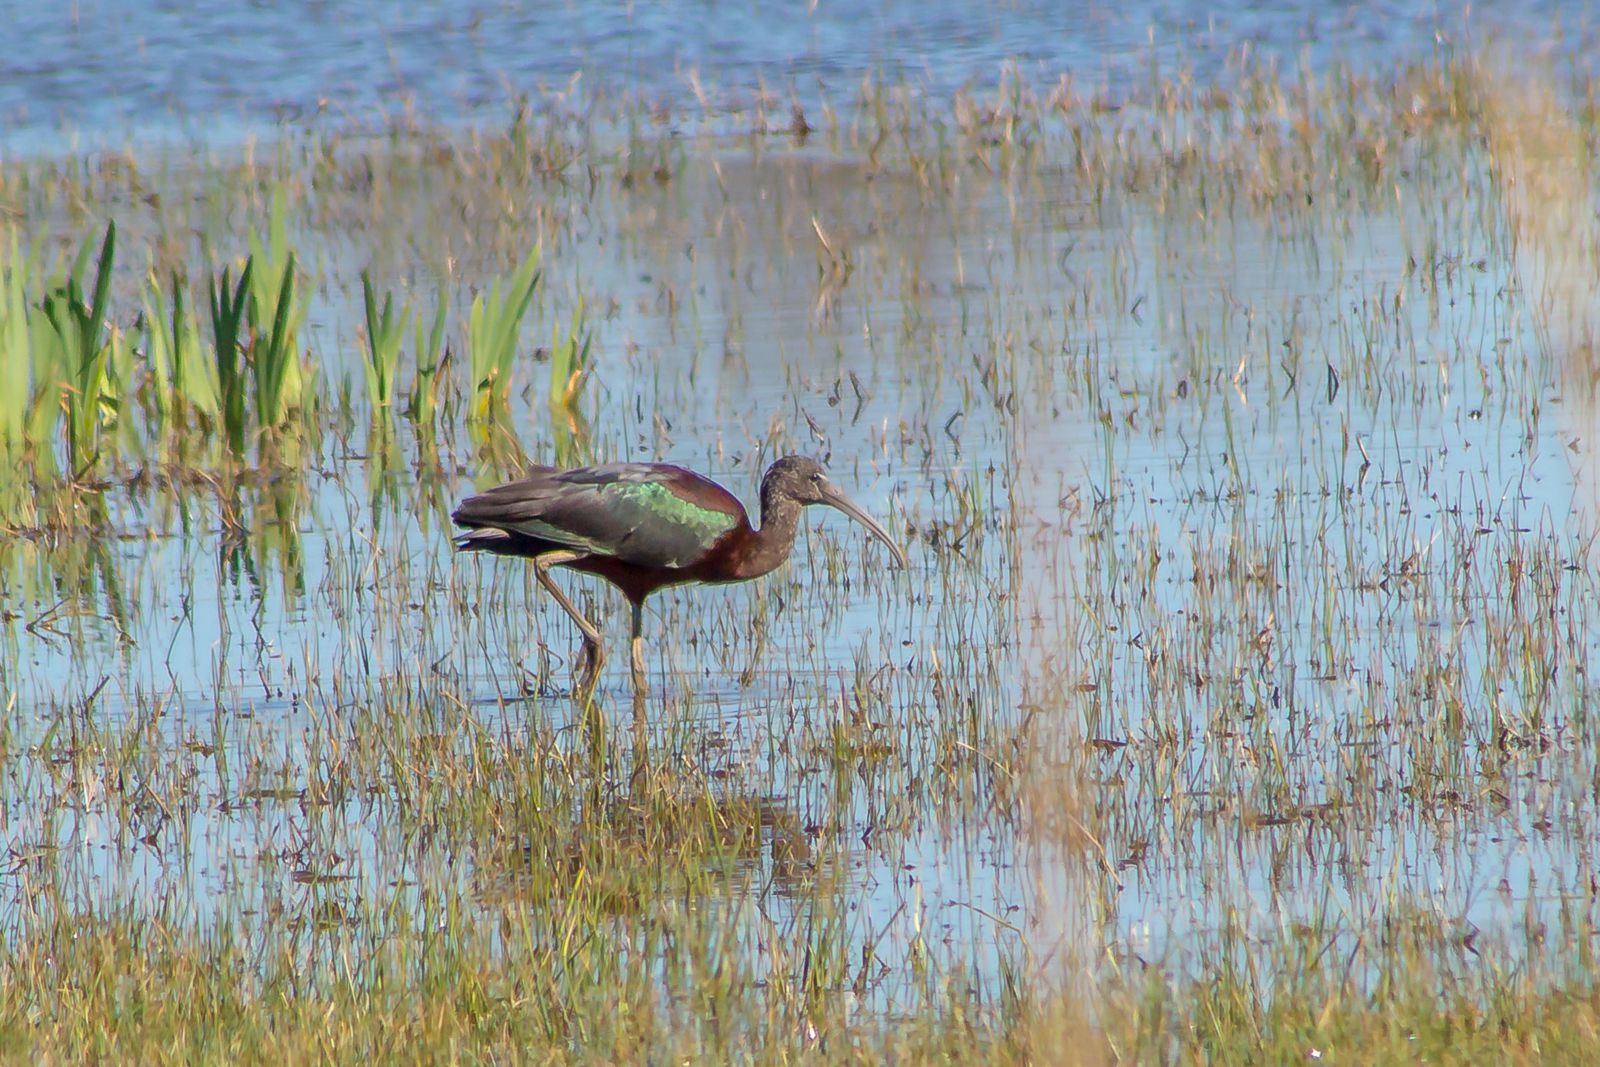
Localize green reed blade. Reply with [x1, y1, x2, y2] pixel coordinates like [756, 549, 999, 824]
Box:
[252, 252, 298, 429]
[209, 259, 253, 457]
[142, 291, 173, 422]
[360, 270, 408, 412]
[144, 270, 218, 437]
[547, 296, 591, 412]
[81, 221, 115, 376]
[0, 234, 32, 450]
[245, 186, 306, 433]
[467, 245, 540, 418]
[407, 292, 448, 429]
[170, 273, 217, 420]
[36, 221, 116, 475]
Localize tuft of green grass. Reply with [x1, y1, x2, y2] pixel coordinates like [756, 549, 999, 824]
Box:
[36, 220, 116, 477]
[546, 296, 592, 465]
[358, 270, 408, 415]
[207, 257, 253, 458]
[467, 244, 541, 420]
[245, 186, 307, 432]
[0, 231, 39, 454]
[405, 290, 449, 434]
[141, 268, 218, 435]
[248, 248, 301, 433]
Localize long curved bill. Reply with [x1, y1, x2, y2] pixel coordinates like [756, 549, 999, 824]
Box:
[817, 479, 909, 567]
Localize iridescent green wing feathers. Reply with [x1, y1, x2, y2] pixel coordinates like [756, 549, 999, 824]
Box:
[452, 463, 745, 568]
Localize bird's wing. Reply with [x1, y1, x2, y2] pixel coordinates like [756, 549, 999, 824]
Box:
[452, 463, 746, 568]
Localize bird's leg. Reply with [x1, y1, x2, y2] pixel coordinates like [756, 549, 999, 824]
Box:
[629, 600, 647, 693]
[533, 550, 604, 687]
[628, 686, 650, 791]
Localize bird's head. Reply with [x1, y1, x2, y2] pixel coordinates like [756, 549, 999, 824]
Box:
[762, 455, 908, 567]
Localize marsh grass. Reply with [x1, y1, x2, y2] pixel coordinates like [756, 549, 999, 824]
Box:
[405, 291, 450, 434]
[359, 270, 407, 415]
[0, 232, 41, 453]
[244, 186, 308, 433]
[207, 258, 255, 457]
[34, 220, 116, 477]
[142, 268, 219, 438]
[467, 245, 542, 421]
[0, 34, 1599, 1065]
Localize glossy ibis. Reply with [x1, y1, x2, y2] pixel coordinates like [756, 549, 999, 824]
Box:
[451, 455, 906, 690]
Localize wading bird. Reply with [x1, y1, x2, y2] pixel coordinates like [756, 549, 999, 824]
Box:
[452, 455, 906, 691]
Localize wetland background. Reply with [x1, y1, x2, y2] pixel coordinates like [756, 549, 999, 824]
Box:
[5, 2, 1600, 1062]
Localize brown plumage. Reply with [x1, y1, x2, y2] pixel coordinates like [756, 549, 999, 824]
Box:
[452, 455, 906, 690]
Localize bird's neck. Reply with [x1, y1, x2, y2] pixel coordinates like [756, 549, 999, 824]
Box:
[740, 492, 802, 579]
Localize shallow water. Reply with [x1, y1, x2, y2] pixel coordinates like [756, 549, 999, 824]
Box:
[4, 0, 1593, 155]
[4, 1, 1600, 1021]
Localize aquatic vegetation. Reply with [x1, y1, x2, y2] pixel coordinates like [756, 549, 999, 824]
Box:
[246, 248, 301, 435]
[546, 297, 593, 464]
[0, 32, 1598, 1063]
[37, 221, 116, 477]
[245, 186, 308, 433]
[467, 244, 541, 420]
[405, 291, 450, 434]
[0, 233, 40, 454]
[207, 257, 255, 457]
[359, 270, 407, 415]
[141, 268, 219, 440]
